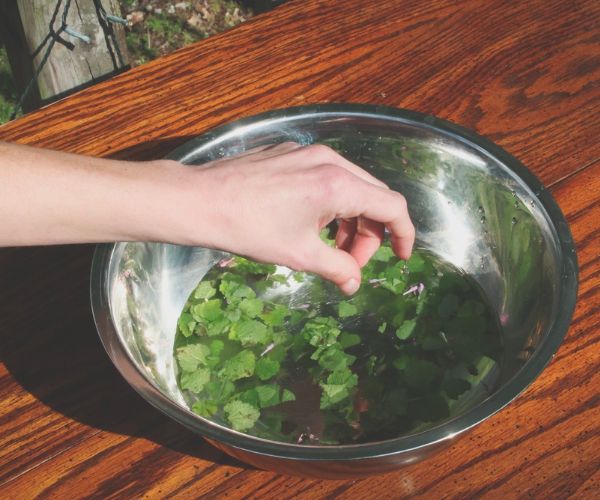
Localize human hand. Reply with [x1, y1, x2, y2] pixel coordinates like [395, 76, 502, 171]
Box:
[172, 143, 415, 294]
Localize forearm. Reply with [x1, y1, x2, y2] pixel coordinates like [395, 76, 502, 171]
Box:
[0, 141, 414, 293]
[0, 142, 198, 246]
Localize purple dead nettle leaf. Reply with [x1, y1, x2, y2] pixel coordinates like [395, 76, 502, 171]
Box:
[218, 257, 235, 268]
[402, 282, 425, 296]
[260, 342, 275, 357]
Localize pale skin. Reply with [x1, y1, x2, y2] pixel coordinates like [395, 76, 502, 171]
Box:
[0, 141, 415, 295]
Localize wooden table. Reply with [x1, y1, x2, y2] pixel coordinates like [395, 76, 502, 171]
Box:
[0, 0, 598, 497]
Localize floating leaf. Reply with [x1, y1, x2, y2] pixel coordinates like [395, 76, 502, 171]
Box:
[176, 344, 210, 372]
[255, 357, 280, 381]
[224, 400, 260, 431]
[338, 301, 358, 318]
[180, 367, 210, 393]
[396, 319, 417, 340]
[194, 281, 217, 300]
[220, 350, 256, 381]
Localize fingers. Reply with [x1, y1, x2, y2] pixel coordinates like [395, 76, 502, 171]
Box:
[335, 218, 356, 251]
[334, 177, 415, 261]
[306, 239, 362, 295]
[365, 189, 415, 260]
[347, 217, 385, 267]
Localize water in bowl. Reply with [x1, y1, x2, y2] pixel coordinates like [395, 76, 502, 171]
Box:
[172, 239, 503, 445]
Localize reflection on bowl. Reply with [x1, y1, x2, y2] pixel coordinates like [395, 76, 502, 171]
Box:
[91, 105, 577, 479]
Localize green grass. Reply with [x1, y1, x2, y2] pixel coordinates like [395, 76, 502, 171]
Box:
[0, 46, 18, 124]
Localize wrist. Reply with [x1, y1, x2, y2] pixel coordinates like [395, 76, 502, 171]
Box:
[131, 160, 221, 248]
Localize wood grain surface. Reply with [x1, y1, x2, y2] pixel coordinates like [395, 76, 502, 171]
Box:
[0, 0, 598, 497]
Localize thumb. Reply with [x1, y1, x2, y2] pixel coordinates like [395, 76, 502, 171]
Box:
[307, 241, 362, 295]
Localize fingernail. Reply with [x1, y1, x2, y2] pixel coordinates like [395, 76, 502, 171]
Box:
[341, 278, 360, 295]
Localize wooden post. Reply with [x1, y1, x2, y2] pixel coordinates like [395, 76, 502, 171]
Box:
[0, 0, 129, 114]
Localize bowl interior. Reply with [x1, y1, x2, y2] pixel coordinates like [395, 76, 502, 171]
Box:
[97, 107, 575, 452]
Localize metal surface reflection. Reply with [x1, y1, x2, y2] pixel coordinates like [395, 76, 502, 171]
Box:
[91, 104, 577, 478]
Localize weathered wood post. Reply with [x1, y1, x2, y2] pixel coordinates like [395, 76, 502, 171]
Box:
[0, 0, 129, 114]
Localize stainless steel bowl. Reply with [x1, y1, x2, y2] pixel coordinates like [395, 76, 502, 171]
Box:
[91, 104, 577, 478]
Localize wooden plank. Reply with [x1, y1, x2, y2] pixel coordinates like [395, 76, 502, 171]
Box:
[0, 160, 596, 497]
[0, 0, 598, 496]
[0, 0, 598, 184]
[0, 0, 128, 111]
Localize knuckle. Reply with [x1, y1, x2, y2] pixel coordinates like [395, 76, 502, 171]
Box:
[392, 192, 408, 212]
[303, 143, 337, 162]
[312, 165, 351, 199]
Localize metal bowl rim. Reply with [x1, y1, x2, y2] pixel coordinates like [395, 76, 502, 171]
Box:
[90, 103, 578, 461]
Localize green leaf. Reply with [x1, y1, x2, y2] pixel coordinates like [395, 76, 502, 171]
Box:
[302, 316, 341, 348]
[206, 318, 230, 337]
[282, 388, 296, 402]
[372, 245, 395, 262]
[415, 290, 429, 314]
[320, 384, 350, 409]
[319, 228, 335, 245]
[177, 312, 196, 338]
[239, 298, 264, 318]
[255, 384, 281, 408]
[271, 274, 289, 285]
[239, 388, 259, 407]
[443, 377, 472, 399]
[316, 346, 356, 371]
[407, 253, 425, 272]
[205, 380, 235, 402]
[404, 358, 439, 392]
[194, 281, 216, 300]
[225, 307, 242, 322]
[205, 339, 225, 368]
[261, 304, 290, 327]
[338, 301, 358, 318]
[255, 357, 280, 381]
[326, 368, 358, 388]
[292, 272, 306, 283]
[209, 339, 225, 357]
[232, 319, 271, 346]
[220, 274, 256, 302]
[191, 299, 224, 322]
[396, 319, 417, 340]
[176, 344, 210, 372]
[393, 353, 410, 371]
[224, 400, 260, 431]
[180, 367, 210, 393]
[234, 258, 276, 276]
[391, 308, 406, 327]
[339, 332, 361, 349]
[377, 322, 387, 333]
[220, 350, 256, 381]
[192, 399, 218, 417]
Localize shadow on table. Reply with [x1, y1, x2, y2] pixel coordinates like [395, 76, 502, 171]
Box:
[0, 137, 253, 471]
